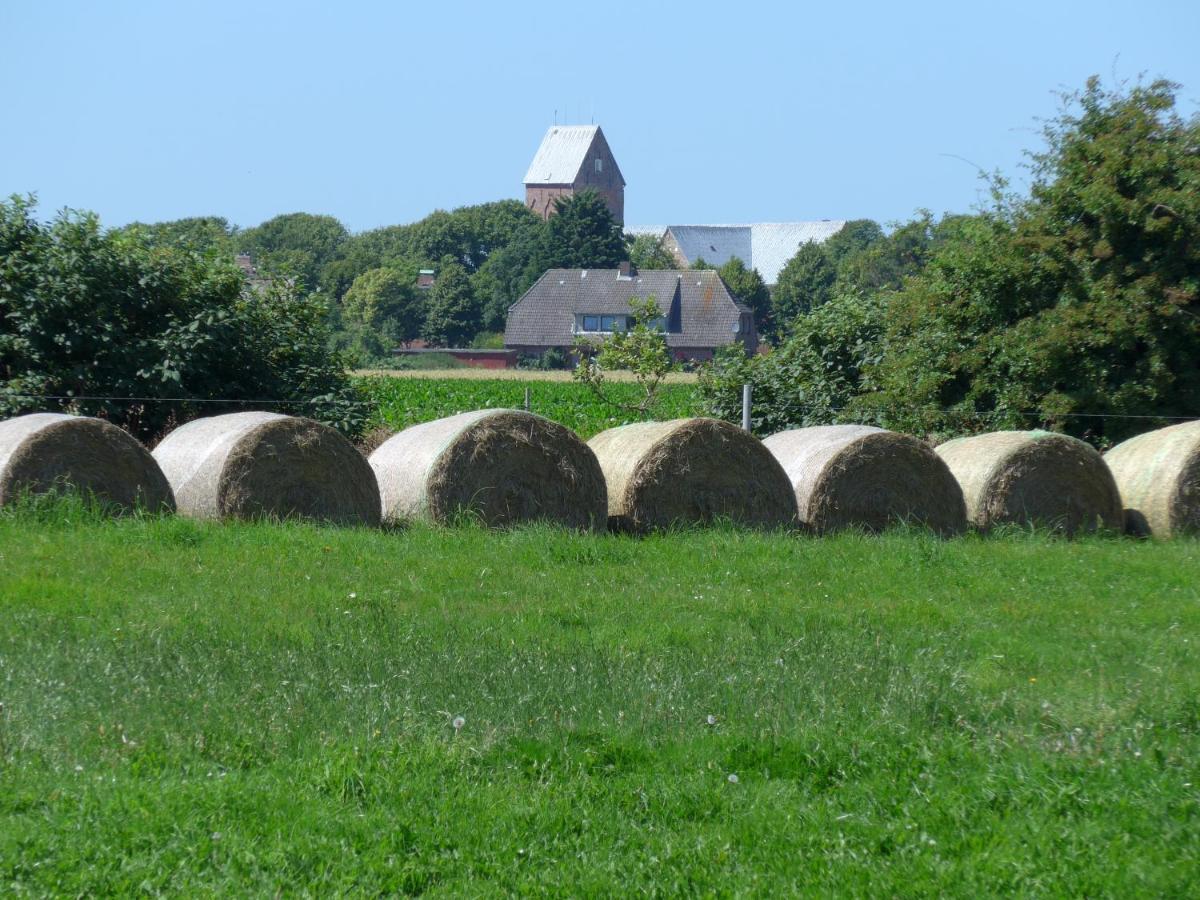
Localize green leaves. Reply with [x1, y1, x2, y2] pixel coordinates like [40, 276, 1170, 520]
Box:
[871, 78, 1200, 442]
[0, 197, 368, 439]
[421, 260, 479, 348]
[573, 295, 677, 419]
[536, 190, 625, 272]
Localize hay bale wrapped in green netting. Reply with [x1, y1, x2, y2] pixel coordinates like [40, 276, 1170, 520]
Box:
[1103, 420, 1200, 538]
[0, 413, 174, 513]
[762, 425, 967, 535]
[935, 430, 1122, 534]
[152, 411, 380, 525]
[369, 409, 606, 529]
[586, 418, 797, 532]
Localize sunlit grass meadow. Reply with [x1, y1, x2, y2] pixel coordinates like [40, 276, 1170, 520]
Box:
[1, 501, 1198, 894]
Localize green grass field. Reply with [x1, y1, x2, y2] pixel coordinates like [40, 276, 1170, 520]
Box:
[2, 503, 1198, 895]
[359, 374, 704, 439]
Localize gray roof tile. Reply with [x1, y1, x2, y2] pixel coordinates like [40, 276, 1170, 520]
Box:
[504, 269, 753, 350]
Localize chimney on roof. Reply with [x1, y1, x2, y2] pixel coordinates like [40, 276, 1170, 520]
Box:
[617, 260, 636, 280]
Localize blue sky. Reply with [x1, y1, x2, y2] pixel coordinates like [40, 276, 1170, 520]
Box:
[3, 0, 1198, 232]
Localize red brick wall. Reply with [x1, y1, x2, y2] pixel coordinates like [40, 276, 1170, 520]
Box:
[444, 350, 518, 369]
[525, 185, 573, 220]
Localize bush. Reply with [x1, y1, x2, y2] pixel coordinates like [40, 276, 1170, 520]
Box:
[0, 197, 369, 439]
[471, 331, 506, 349]
[518, 348, 570, 371]
[698, 291, 886, 435]
[868, 78, 1200, 443]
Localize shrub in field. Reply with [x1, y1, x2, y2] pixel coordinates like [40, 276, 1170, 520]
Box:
[0, 197, 368, 439]
[574, 296, 677, 419]
[698, 290, 887, 435]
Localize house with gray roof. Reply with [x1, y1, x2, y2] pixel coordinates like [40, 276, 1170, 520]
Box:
[504, 265, 755, 362]
[524, 125, 625, 224]
[626, 221, 846, 285]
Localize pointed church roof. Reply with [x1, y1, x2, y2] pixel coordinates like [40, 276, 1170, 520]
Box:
[523, 125, 623, 186]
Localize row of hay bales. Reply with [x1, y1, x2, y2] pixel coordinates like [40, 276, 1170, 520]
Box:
[2, 410, 1198, 538]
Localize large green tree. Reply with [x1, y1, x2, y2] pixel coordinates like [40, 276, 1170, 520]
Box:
[341, 266, 425, 345]
[821, 219, 884, 269]
[238, 213, 349, 293]
[534, 190, 626, 271]
[119, 216, 238, 255]
[626, 233, 678, 270]
[771, 241, 837, 329]
[867, 77, 1200, 442]
[0, 197, 366, 438]
[421, 258, 480, 347]
[716, 257, 771, 339]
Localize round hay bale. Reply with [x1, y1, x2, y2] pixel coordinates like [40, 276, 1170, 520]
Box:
[369, 409, 606, 529]
[0, 412, 174, 513]
[934, 430, 1122, 534]
[762, 425, 967, 535]
[152, 411, 380, 525]
[586, 417, 797, 532]
[1103, 420, 1200, 538]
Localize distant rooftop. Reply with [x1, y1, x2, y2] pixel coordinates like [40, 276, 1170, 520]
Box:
[524, 125, 603, 185]
[625, 222, 847, 285]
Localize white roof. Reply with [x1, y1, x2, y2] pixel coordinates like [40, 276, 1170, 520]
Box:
[627, 222, 847, 285]
[523, 125, 600, 185]
[749, 222, 846, 285]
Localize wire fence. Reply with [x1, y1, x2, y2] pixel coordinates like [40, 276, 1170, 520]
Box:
[4, 390, 1197, 425]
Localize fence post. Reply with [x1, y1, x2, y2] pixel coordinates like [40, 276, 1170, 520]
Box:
[524, 386, 531, 412]
[742, 383, 752, 432]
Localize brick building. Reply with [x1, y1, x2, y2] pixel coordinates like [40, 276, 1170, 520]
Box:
[524, 125, 625, 224]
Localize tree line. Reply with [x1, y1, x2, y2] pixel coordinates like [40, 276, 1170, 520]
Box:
[3, 75, 1195, 445]
[120, 191, 630, 362]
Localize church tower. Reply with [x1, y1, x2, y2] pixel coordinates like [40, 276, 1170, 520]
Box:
[523, 125, 625, 224]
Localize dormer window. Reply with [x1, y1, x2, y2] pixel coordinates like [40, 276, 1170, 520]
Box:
[595, 158, 603, 173]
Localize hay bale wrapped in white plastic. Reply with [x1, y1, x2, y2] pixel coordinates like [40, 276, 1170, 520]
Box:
[935, 430, 1122, 534]
[587, 417, 797, 532]
[0, 412, 174, 513]
[369, 409, 606, 529]
[152, 411, 379, 525]
[1104, 420, 1200, 537]
[762, 425, 967, 535]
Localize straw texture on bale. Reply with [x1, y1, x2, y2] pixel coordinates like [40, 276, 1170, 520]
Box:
[1104, 420, 1200, 537]
[152, 411, 380, 525]
[762, 425, 967, 535]
[935, 430, 1122, 534]
[369, 409, 606, 529]
[0, 413, 174, 512]
[587, 417, 797, 532]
